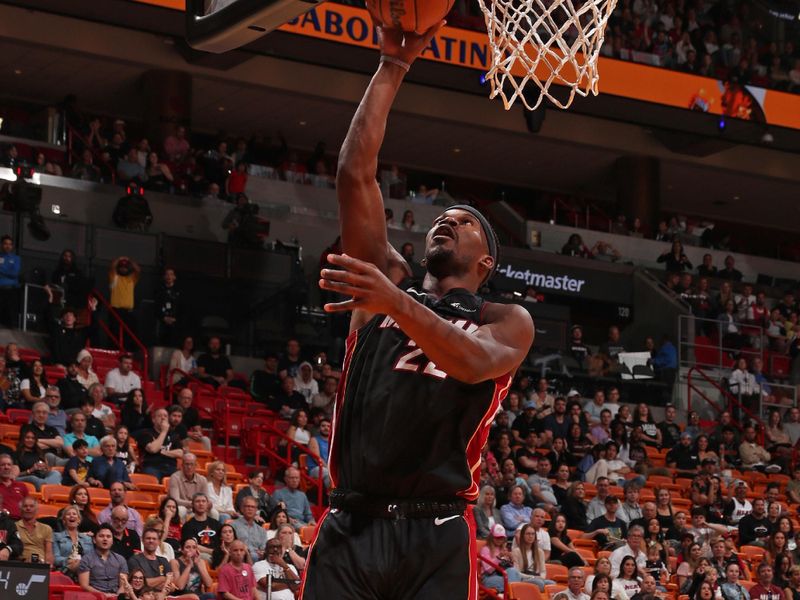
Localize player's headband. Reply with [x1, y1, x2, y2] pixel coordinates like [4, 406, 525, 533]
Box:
[446, 204, 499, 282]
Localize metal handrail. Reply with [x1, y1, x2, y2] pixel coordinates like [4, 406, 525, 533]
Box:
[476, 553, 513, 599]
[89, 288, 149, 383]
[687, 365, 765, 443]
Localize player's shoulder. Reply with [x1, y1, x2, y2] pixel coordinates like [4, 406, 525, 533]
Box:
[482, 300, 533, 327]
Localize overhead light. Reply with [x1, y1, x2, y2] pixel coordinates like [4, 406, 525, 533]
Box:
[733, 195, 740, 200]
[761, 131, 774, 144]
[217, 106, 225, 111]
[299, 120, 307, 126]
[13, 69, 22, 75]
[453, 147, 461, 153]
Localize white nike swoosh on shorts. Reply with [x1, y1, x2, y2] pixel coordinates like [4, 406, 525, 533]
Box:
[434, 515, 461, 526]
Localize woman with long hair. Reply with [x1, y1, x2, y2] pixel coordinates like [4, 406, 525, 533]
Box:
[169, 336, 198, 385]
[677, 543, 703, 592]
[633, 403, 661, 447]
[512, 524, 555, 591]
[120, 569, 148, 600]
[561, 481, 589, 530]
[169, 537, 213, 599]
[765, 530, 791, 566]
[16, 429, 62, 489]
[655, 487, 676, 532]
[61, 485, 99, 534]
[211, 523, 250, 569]
[88, 383, 115, 431]
[785, 565, 800, 600]
[617, 555, 642, 598]
[657, 239, 692, 272]
[158, 496, 183, 546]
[121, 388, 150, 434]
[766, 408, 793, 461]
[695, 435, 720, 465]
[20, 360, 48, 404]
[774, 553, 792, 589]
[114, 425, 138, 474]
[548, 513, 586, 568]
[479, 524, 522, 592]
[473, 485, 503, 540]
[552, 464, 572, 505]
[591, 573, 629, 600]
[567, 422, 593, 465]
[52, 505, 93, 580]
[719, 562, 749, 600]
[206, 461, 237, 522]
[644, 517, 668, 561]
[491, 431, 514, 465]
[693, 580, 716, 600]
[586, 557, 627, 600]
[265, 508, 302, 547]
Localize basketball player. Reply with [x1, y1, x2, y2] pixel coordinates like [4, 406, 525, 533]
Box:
[300, 23, 534, 600]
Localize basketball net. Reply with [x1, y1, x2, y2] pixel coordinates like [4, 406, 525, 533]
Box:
[477, 0, 618, 110]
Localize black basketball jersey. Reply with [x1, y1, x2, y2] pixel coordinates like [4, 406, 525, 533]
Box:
[329, 284, 513, 502]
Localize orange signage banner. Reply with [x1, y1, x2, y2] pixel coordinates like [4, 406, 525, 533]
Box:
[136, 0, 800, 130]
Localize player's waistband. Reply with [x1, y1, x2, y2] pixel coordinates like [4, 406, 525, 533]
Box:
[329, 488, 467, 520]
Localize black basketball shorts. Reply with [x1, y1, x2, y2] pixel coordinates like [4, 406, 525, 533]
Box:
[300, 507, 478, 600]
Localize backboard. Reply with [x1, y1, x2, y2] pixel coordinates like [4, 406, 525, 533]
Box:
[185, 0, 327, 53]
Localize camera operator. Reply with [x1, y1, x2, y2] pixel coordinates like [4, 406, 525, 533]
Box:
[222, 193, 265, 249]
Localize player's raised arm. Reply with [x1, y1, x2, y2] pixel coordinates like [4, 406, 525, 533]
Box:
[336, 23, 443, 275]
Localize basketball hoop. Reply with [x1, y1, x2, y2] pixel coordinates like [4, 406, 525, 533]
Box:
[477, 0, 618, 110]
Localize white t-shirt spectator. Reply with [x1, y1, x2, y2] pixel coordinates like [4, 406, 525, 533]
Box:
[20, 379, 47, 398]
[104, 368, 142, 394]
[252, 560, 298, 600]
[93, 404, 114, 422]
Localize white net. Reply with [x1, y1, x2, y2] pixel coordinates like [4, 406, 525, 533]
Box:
[477, 0, 618, 110]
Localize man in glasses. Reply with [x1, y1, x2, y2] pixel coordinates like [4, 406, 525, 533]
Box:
[253, 540, 299, 600]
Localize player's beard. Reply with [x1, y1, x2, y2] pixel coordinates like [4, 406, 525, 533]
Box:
[424, 245, 470, 280]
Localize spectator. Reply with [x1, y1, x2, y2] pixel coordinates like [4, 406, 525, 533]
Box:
[749, 563, 783, 600]
[657, 404, 681, 448]
[44, 385, 68, 436]
[98, 482, 143, 535]
[105, 354, 142, 401]
[610, 526, 647, 576]
[169, 452, 208, 518]
[0, 235, 21, 327]
[739, 425, 779, 472]
[666, 432, 699, 475]
[76, 349, 100, 389]
[272, 467, 315, 529]
[480, 523, 523, 592]
[554, 568, 590, 600]
[63, 410, 101, 459]
[143, 152, 174, 192]
[108, 505, 140, 560]
[569, 325, 590, 366]
[718, 255, 743, 281]
[234, 471, 274, 523]
[500, 484, 532, 535]
[591, 241, 622, 262]
[53, 505, 94, 580]
[127, 527, 173, 592]
[307, 417, 331, 490]
[278, 339, 304, 380]
[254, 537, 299, 600]
[250, 353, 281, 405]
[88, 383, 115, 431]
[292, 362, 318, 405]
[270, 377, 307, 418]
[697, 254, 717, 278]
[48, 306, 95, 369]
[181, 492, 221, 560]
[58, 361, 88, 412]
[221, 193, 264, 248]
[207, 461, 238, 522]
[62, 439, 91, 487]
[88, 434, 134, 487]
[154, 268, 184, 347]
[117, 147, 147, 183]
[1, 144, 18, 168]
[657, 240, 693, 272]
[78, 524, 128, 596]
[274, 524, 306, 574]
[588, 494, 627, 549]
[723, 480, 752, 525]
[473, 485, 503, 540]
[15, 496, 53, 565]
[20, 400, 65, 465]
[617, 482, 643, 525]
[136, 407, 183, 481]
[231, 496, 268, 563]
[197, 336, 236, 388]
[527, 456, 559, 509]
[108, 257, 141, 344]
[120, 388, 151, 434]
[170, 537, 215, 598]
[169, 336, 198, 386]
[164, 126, 191, 162]
[71, 149, 101, 182]
[218, 540, 258, 600]
[562, 234, 593, 258]
[719, 563, 749, 600]
[310, 375, 337, 418]
[78, 396, 107, 440]
[226, 161, 249, 198]
[737, 498, 771, 547]
[0, 453, 27, 517]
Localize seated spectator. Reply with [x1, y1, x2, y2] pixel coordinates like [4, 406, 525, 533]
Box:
[117, 147, 147, 183]
[616, 556, 642, 598]
[666, 432, 699, 475]
[135, 407, 184, 481]
[16, 496, 53, 564]
[71, 149, 101, 182]
[740, 425, 780, 472]
[164, 126, 191, 162]
[750, 563, 783, 600]
[105, 354, 142, 402]
[657, 240, 693, 272]
[144, 152, 174, 193]
[473, 485, 503, 540]
[719, 563, 749, 600]
[108, 505, 140, 560]
[88, 383, 115, 432]
[63, 411, 101, 459]
[197, 336, 236, 388]
[550, 513, 588, 568]
[181, 492, 221, 561]
[128, 527, 189, 597]
[589, 494, 628, 549]
[586, 441, 631, 485]
[293, 362, 318, 406]
[78, 524, 128, 595]
[120, 388, 151, 434]
[16, 428, 63, 489]
[527, 456, 559, 509]
[553, 568, 590, 600]
[723, 480, 753, 525]
[53, 505, 94, 580]
[717, 255, 743, 281]
[207, 460, 237, 522]
[272, 468, 315, 529]
[738, 498, 771, 547]
[512, 523, 555, 590]
[500, 484, 532, 535]
[212, 523, 246, 570]
[591, 240, 622, 262]
[168, 452, 208, 519]
[76, 349, 100, 390]
[159, 497, 183, 548]
[231, 496, 268, 563]
[254, 537, 300, 600]
[45, 386, 68, 436]
[0, 453, 27, 518]
[87, 435, 133, 489]
[250, 353, 281, 406]
[480, 523, 523, 592]
[58, 361, 89, 412]
[307, 418, 331, 491]
[658, 404, 682, 449]
[62, 439, 91, 486]
[21, 400, 65, 464]
[617, 482, 643, 525]
[610, 526, 647, 576]
[170, 537, 215, 598]
[98, 482, 144, 536]
[562, 234, 593, 258]
[584, 390, 607, 426]
[218, 540, 258, 600]
[114, 425, 138, 473]
[568, 325, 591, 366]
[697, 254, 717, 278]
[20, 359, 49, 406]
[274, 524, 306, 574]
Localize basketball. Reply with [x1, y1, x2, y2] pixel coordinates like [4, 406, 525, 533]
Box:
[365, 0, 455, 34]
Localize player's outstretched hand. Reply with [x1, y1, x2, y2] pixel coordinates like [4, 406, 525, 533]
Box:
[320, 254, 402, 314]
[378, 20, 445, 67]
